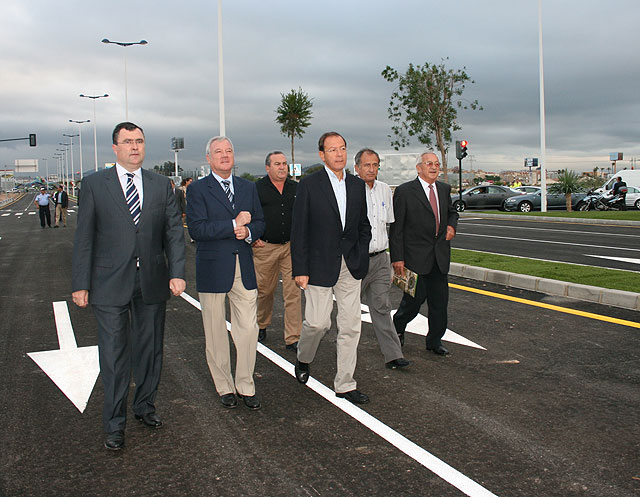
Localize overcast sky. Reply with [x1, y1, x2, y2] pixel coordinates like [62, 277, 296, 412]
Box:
[1, 0, 638, 179]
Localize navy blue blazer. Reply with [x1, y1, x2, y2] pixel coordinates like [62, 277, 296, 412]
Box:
[291, 168, 371, 287]
[187, 174, 265, 293]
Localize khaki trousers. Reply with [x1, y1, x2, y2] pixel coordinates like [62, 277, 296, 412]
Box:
[55, 204, 67, 226]
[253, 242, 301, 345]
[297, 258, 362, 393]
[199, 257, 258, 397]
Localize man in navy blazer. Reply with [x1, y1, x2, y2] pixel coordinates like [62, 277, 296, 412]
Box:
[291, 132, 371, 404]
[390, 152, 458, 356]
[72, 122, 186, 450]
[187, 136, 265, 410]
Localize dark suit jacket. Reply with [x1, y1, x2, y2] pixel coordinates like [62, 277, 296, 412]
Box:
[187, 174, 265, 293]
[72, 166, 186, 305]
[389, 178, 459, 275]
[291, 168, 371, 287]
[54, 190, 68, 208]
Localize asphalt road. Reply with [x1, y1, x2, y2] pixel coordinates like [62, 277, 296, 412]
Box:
[454, 216, 640, 272]
[1, 194, 639, 497]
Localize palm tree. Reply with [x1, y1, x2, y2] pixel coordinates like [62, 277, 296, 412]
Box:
[275, 88, 313, 168]
[548, 169, 585, 211]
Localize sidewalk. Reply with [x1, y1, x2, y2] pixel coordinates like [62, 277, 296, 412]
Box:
[455, 212, 640, 311]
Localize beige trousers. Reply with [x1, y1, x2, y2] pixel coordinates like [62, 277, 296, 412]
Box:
[253, 242, 301, 345]
[199, 257, 258, 397]
[297, 258, 362, 393]
[55, 204, 67, 226]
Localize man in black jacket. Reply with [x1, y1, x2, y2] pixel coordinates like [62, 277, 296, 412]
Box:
[53, 184, 68, 227]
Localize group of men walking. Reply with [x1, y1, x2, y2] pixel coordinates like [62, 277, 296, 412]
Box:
[70, 122, 458, 451]
[34, 184, 68, 228]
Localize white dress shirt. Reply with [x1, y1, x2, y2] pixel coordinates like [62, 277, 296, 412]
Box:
[364, 180, 394, 253]
[116, 163, 144, 208]
[324, 165, 347, 229]
[418, 176, 439, 217]
[210, 171, 252, 242]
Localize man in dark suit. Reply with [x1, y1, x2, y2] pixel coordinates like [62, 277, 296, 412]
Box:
[72, 122, 186, 450]
[390, 152, 458, 355]
[53, 184, 69, 227]
[291, 132, 371, 404]
[187, 136, 265, 411]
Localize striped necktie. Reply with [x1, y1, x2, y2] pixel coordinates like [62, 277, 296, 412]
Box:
[125, 172, 141, 225]
[221, 179, 234, 209]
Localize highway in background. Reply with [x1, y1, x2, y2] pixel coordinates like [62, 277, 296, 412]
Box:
[454, 216, 640, 272]
[1, 195, 639, 497]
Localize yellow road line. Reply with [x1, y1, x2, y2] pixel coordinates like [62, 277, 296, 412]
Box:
[449, 282, 640, 329]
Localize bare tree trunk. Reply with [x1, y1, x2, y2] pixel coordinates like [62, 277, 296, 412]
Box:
[290, 134, 295, 167]
[566, 193, 572, 211]
[435, 128, 448, 181]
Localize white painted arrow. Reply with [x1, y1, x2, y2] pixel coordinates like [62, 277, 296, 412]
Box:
[27, 301, 100, 413]
[357, 301, 486, 350]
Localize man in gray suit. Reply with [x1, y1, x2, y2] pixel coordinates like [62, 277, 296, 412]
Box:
[72, 122, 186, 450]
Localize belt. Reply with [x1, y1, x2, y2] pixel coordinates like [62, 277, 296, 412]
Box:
[369, 250, 386, 257]
[263, 240, 288, 245]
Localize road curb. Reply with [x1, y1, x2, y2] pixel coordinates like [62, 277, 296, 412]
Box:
[460, 212, 640, 226]
[450, 263, 640, 312]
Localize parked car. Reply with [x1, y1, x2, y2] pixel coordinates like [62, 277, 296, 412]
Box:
[503, 189, 587, 212]
[514, 185, 541, 194]
[622, 185, 640, 209]
[451, 185, 524, 212]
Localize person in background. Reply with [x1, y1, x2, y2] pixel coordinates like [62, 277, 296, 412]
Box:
[253, 151, 301, 350]
[53, 184, 68, 228]
[34, 187, 51, 228]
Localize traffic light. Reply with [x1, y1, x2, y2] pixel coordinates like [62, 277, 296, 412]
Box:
[29, 133, 37, 147]
[455, 140, 468, 160]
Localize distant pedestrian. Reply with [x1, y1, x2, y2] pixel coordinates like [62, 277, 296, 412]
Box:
[53, 184, 68, 227]
[34, 187, 51, 228]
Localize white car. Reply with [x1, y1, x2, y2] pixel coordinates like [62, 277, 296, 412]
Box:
[624, 185, 640, 209]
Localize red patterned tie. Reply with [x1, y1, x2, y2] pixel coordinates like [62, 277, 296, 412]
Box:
[429, 184, 439, 235]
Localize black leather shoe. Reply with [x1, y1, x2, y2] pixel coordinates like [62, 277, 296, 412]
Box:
[336, 389, 369, 404]
[397, 332, 405, 346]
[427, 345, 450, 355]
[220, 393, 237, 408]
[285, 341, 298, 351]
[258, 328, 266, 342]
[237, 393, 261, 410]
[385, 358, 413, 369]
[294, 360, 309, 384]
[104, 431, 124, 450]
[134, 412, 163, 428]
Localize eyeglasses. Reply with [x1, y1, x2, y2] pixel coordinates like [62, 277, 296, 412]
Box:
[119, 139, 145, 146]
[422, 161, 440, 167]
[325, 146, 346, 154]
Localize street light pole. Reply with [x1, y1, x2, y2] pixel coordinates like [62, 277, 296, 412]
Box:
[101, 38, 148, 120]
[63, 133, 78, 195]
[80, 94, 109, 171]
[42, 158, 48, 188]
[59, 143, 70, 194]
[69, 120, 90, 180]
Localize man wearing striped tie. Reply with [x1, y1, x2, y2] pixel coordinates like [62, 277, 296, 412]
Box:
[72, 122, 186, 450]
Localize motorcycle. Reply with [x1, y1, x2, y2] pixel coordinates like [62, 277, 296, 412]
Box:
[576, 187, 627, 211]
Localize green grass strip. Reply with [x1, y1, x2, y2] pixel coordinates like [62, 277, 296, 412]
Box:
[451, 248, 640, 294]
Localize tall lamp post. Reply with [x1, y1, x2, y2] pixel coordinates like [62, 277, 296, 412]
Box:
[69, 119, 90, 180]
[101, 38, 148, 120]
[56, 148, 66, 191]
[41, 158, 48, 188]
[58, 143, 70, 193]
[79, 94, 109, 171]
[63, 133, 78, 195]
[53, 154, 62, 182]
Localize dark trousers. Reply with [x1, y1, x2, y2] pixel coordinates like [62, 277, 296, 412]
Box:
[38, 205, 51, 227]
[393, 264, 449, 349]
[92, 271, 167, 433]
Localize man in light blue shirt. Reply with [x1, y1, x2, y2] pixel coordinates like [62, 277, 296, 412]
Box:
[34, 187, 51, 228]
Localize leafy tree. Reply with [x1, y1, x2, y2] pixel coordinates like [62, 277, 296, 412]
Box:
[275, 87, 313, 167]
[240, 172, 258, 182]
[548, 169, 585, 211]
[301, 164, 324, 178]
[382, 59, 482, 180]
[153, 161, 182, 176]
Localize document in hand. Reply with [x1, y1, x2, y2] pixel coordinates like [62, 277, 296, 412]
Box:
[392, 267, 418, 297]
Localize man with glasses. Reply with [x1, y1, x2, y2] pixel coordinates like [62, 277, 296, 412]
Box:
[390, 152, 458, 356]
[72, 122, 186, 450]
[354, 148, 411, 370]
[291, 132, 371, 404]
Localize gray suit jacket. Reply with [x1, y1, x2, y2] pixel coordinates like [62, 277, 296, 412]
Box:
[72, 166, 185, 305]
